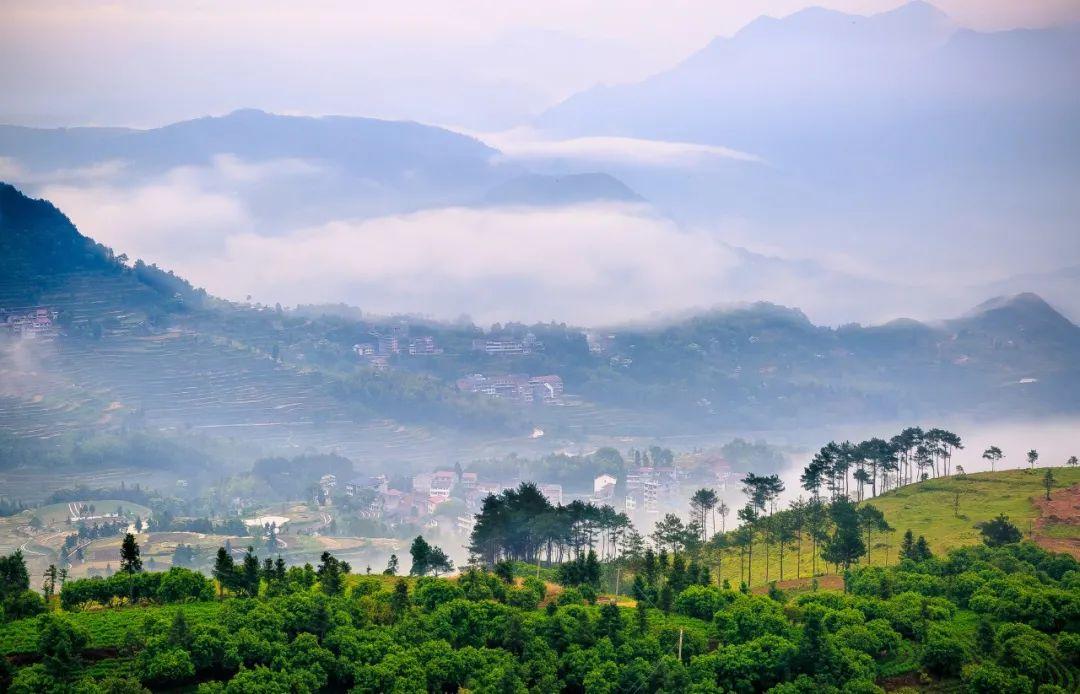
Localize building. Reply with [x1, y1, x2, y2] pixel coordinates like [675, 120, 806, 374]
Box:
[539, 483, 563, 506]
[411, 473, 433, 495]
[5, 308, 57, 339]
[592, 474, 617, 502]
[407, 336, 442, 355]
[455, 515, 476, 536]
[460, 472, 478, 489]
[528, 375, 564, 401]
[470, 332, 540, 356]
[625, 466, 678, 516]
[344, 475, 388, 497]
[353, 343, 376, 357]
[429, 470, 456, 498]
[457, 373, 564, 404]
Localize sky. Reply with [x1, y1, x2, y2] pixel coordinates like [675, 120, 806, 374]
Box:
[3, 0, 1078, 129]
[2, 0, 1078, 326]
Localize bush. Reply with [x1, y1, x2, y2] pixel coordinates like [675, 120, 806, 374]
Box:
[413, 579, 465, 611]
[920, 624, 968, 676]
[139, 647, 196, 685]
[157, 567, 215, 603]
[962, 662, 1032, 693]
[675, 585, 728, 620]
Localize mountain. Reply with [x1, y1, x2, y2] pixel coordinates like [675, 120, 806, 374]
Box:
[0, 109, 499, 182]
[480, 173, 642, 207]
[0, 109, 659, 237]
[2, 184, 1079, 471]
[533, 2, 1080, 289]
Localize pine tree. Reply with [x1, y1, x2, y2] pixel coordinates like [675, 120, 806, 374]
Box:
[119, 533, 142, 574]
[914, 535, 933, 561]
[658, 582, 673, 613]
[899, 530, 916, 561]
[635, 597, 649, 635]
[599, 602, 624, 644]
[391, 579, 410, 619]
[242, 547, 261, 596]
[213, 547, 235, 597]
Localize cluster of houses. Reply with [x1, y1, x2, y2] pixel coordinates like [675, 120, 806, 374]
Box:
[3, 308, 57, 339]
[353, 327, 442, 367]
[455, 373, 564, 404]
[471, 332, 541, 356]
[328, 453, 734, 537]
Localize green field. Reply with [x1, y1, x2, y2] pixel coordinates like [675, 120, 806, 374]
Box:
[711, 467, 1080, 588]
[868, 467, 1080, 555]
[0, 601, 223, 655]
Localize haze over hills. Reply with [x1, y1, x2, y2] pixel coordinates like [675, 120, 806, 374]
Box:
[533, 1, 1080, 313]
[2, 183, 1078, 478]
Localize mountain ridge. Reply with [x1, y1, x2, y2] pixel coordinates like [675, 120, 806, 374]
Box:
[2, 182, 1078, 459]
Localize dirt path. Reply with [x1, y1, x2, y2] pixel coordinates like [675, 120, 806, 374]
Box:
[1032, 483, 1080, 558]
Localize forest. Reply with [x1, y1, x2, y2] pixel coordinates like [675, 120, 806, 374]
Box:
[2, 493, 1078, 692]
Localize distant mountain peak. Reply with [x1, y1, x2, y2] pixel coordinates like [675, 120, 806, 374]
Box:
[968, 292, 1056, 316]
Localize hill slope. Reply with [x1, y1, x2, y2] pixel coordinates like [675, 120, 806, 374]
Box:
[2, 183, 1079, 467]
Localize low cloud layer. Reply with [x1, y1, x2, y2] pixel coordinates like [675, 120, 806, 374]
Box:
[41, 163, 751, 324]
[18, 154, 1076, 327]
[482, 128, 763, 167]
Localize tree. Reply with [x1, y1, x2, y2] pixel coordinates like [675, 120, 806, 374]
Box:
[212, 547, 235, 597]
[651, 514, 687, 555]
[427, 547, 454, 577]
[410, 536, 453, 577]
[383, 554, 399, 576]
[822, 499, 865, 572]
[899, 530, 916, 561]
[119, 533, 142, 574]
[36, 613, 89, 682]
[717, 501, 730, 533]
[689, 489, 718, 540]
[635, 596, 649, 635]
[1026, 449, 1039, 470]
[981, 446, 1003, 472]
[976, 514, 1022, 547]
[391, 578, 410, 618]
[1067, 455, 1078, 468]
[316, 551, 351, 596]
[913, 535, 933, 561]
[42, 564, 58, 601]
[410, 536, 432, 576]
[1043, 468, 1055, 500]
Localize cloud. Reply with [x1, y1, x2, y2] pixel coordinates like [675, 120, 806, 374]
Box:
[481, 128, 763, 167]
[0, 156, 127, 184]
[198, 203, 748, 325]
[28, 154, 1041, 327]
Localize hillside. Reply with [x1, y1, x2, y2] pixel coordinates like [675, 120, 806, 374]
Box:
[2, 182, 1080, 475]
[1, 475, 1078, 692]
[870, 468, 1080, 559]
[713, 467, 1080, 590]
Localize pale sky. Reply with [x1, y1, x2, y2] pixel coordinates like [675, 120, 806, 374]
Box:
[2, 0, 1078, 129]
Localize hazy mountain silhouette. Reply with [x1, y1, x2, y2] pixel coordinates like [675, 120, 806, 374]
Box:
[534, 2, 1080, 296]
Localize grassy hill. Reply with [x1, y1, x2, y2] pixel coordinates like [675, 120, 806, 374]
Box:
[713, 467, 1080, 589]
[868, 467, 1080, 556]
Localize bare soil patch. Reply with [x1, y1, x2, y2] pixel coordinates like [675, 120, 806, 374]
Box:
[1032, 483, 1080, 558]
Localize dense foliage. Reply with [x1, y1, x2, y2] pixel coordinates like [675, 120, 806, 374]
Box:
[1, 526, 1077, 693]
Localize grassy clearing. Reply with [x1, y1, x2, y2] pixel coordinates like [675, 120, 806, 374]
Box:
[868, 467, 1080, 555]
[707, 468, 1080, 589]
[0, 602, 223, 655]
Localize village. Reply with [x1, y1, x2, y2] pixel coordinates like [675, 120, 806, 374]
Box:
[322, 453, 736, 544]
